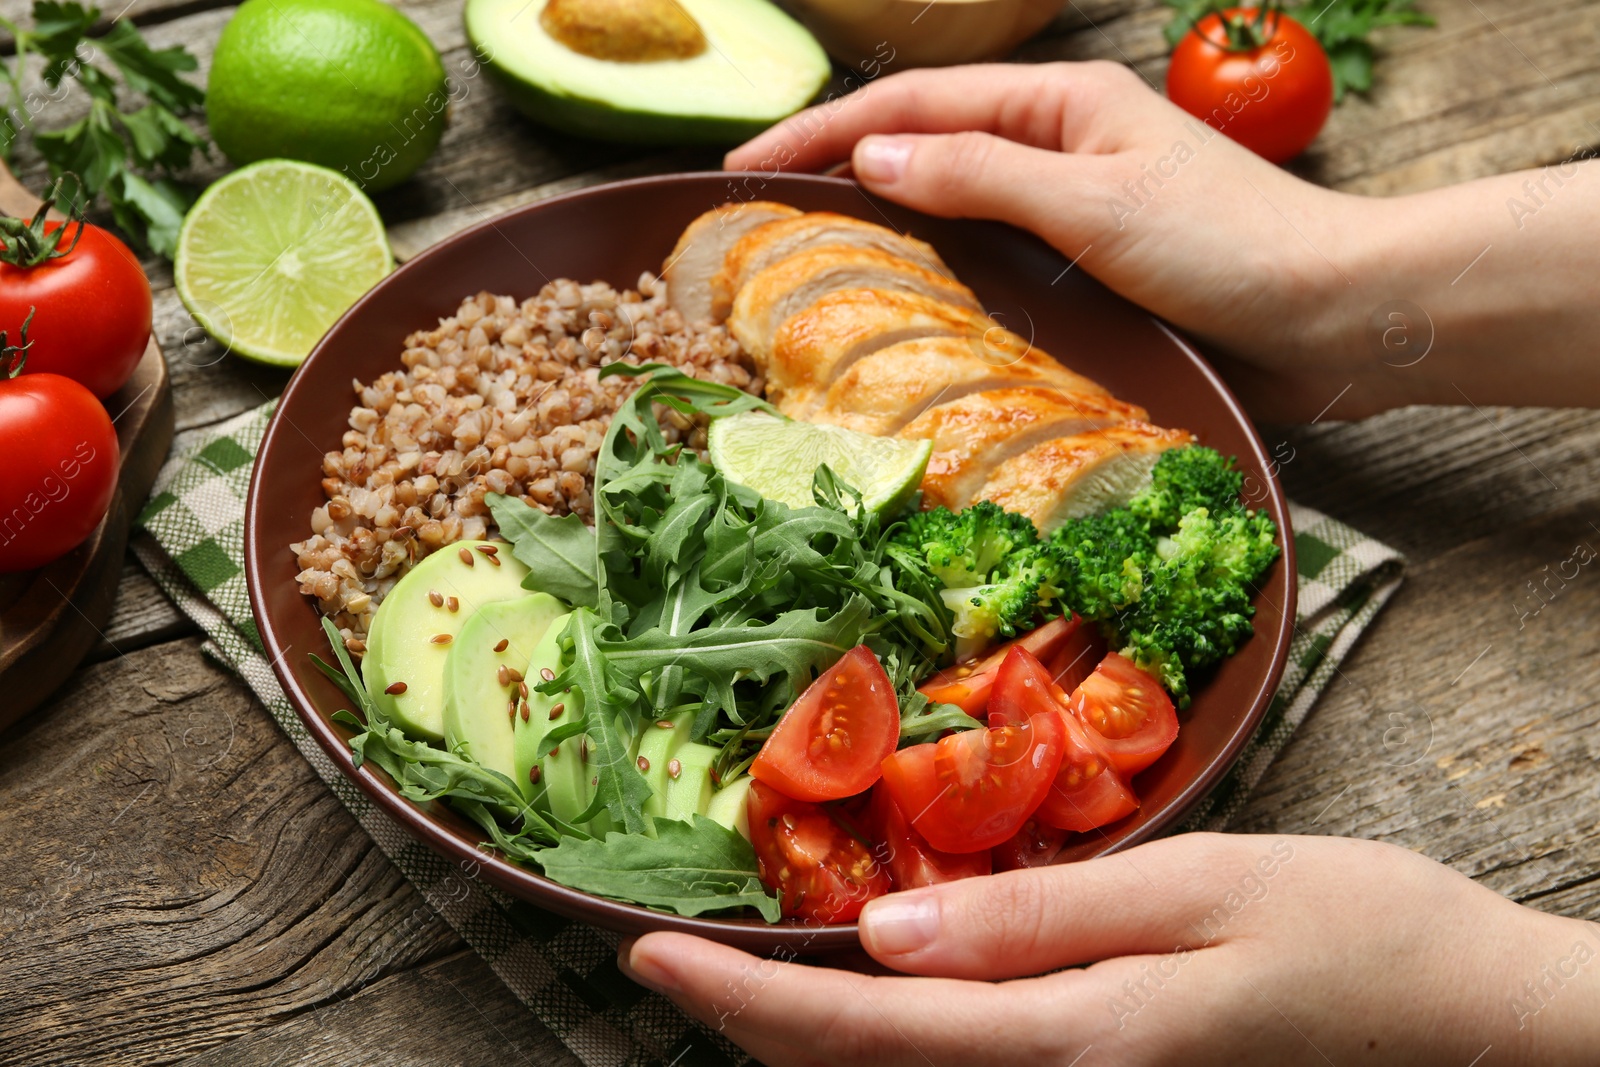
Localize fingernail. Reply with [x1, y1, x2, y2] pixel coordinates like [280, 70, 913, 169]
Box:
[860, 892, 939, 956]
[620, 943, 682, 996]
[855, 137, 912, 185]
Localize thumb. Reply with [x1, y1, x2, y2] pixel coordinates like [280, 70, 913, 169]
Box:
[851, 131, 1115, 249]
[857, 832, 1298, 979]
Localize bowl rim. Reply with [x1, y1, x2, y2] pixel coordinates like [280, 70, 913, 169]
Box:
[245, 170, 1297, 953]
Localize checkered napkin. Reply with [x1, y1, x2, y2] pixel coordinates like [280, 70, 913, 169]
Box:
[134, 399, 1404, 1067]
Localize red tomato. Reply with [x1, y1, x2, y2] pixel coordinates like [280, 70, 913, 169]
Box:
[867, 781, 991, 890]
[1166, 7, 1333, 164]
[1045, 620, 1107, 695]
[989, 646, 1138, 834]
[881, 667, 1065, 854]
[746, 780, 890, 922]
[1069, 653, 1180, 776]
[991, 817, 1070, 872]
[0, 330, 119, 571]
[751, 645, 899, 802]
[0, 220, 152, 399]
[918, 614, 1080, 713]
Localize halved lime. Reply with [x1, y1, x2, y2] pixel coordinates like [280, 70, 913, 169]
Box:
[708, 411, 933, 514]
[174, 160, 393, 366]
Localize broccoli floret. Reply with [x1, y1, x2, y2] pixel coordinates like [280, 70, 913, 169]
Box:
[890, 502, 1039, 587]
[939, 544, 1061, 657]
[1046, 447, 1280, 706]
[888, 504, 1059, 661]
[1128, 446, 1247, 529]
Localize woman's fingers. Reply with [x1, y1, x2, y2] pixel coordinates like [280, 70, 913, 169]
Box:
[724, 61, 1151, 175]
[858, 832, 1298, 979]
[847, 129, 1120, 250]
[621, 931, 1089, 1067]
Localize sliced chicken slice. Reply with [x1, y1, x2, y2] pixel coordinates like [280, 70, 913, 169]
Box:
[976, 424, 1196, 534]
[708, 212, 952, 322]
[728, 247, 982, 367]
[767, 288, 1046, 415]
[899, 388, 1150, 511]
[808, 335, 1108, 437]
[663, 201, 801, 325]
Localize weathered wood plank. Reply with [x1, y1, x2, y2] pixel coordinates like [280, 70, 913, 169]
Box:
[1275, 406, 1600, 565]
[171, 951, 581, 1067]
[1232, 503, 1600, 918]
[92, 561, 194, 659]
[0, 639, 462, 1066]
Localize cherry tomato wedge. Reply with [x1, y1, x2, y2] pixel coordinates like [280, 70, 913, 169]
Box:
[1069, 653, 1179, 776]
[989, 646, 1138, 834]
[746, 780, 890, 922]
[882, 671, 1065, 853]
[751, 645, 899, 802]
[867, 781, 991, 890]
[1045, 620, 1108, 696]
[918, 614, 1080, 713]
[991, 817, 1071, 872]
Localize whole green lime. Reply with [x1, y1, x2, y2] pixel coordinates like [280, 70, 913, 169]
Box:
[207, 0, 449, 192]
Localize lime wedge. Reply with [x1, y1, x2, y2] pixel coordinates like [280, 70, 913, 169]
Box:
[174, 159, 393, 366]
[708, 411, 933, 514]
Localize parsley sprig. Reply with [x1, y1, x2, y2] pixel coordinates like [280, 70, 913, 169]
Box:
[1162, 0, 1435, 102]
[0, 1, 207, 256]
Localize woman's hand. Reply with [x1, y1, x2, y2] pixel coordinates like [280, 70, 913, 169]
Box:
[621, 833, 1600, 1066]
[726, 63, 1600, 420]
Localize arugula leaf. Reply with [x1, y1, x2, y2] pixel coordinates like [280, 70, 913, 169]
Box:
[2, 1, 207, 256]
[546, 608, 655, 835]
[485, 493, 600, 607]
[537, 816, 782, 921]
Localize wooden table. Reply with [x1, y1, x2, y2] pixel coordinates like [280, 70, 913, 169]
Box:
[3, 2, 1598, 1063]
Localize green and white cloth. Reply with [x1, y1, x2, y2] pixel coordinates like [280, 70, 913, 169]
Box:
[135, 400, 1405, 1067]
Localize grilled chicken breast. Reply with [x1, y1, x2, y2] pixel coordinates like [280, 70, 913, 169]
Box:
[663, 201, 801, 325]
[767, 288, 1041, 415]
[708, 212, 952, 322]
[728, 247, 982, 366]
[899, 388, 1149, 511]
[976, 423, 1196, 534]
[809, 335, 1109, 437]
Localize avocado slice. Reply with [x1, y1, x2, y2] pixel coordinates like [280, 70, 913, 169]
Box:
[634, 711, 695, 818]
[662, 741, 720, 822]
[442, 594, 567, 795]
[705, 774, 752, 839]
[362, 541, 531, 741]
[464, 0, 830, 145]
[511, 614, 622, 836]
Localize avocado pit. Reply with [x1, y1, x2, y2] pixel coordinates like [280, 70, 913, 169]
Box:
[540, 0, 707, 62]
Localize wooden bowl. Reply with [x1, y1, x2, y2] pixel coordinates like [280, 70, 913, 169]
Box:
[783, 0, 1067, 69]
[245, 172, 1295, 955]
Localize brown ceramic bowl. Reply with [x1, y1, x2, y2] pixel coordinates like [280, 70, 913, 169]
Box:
[246, 172, 1295, 955]
[784, 0, 1067, 69]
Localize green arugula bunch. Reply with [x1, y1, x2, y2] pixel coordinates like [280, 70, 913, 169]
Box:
[1162, 0, 1435, 101]
[0, 1, 206, 255]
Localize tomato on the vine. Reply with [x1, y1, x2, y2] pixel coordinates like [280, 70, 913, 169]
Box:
[1166, 6, 1333, 164]
[1, 200, 152, 400]
[0, 313, 120, 573]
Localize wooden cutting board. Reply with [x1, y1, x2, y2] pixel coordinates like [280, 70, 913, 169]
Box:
[0, 163, 174, 731]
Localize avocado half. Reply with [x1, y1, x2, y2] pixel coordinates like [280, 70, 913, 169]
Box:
[465, 0, 832, 144]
